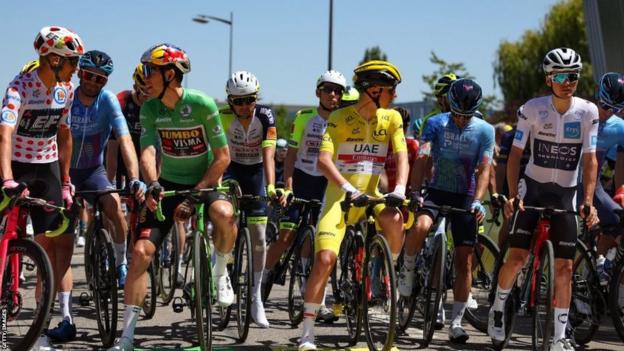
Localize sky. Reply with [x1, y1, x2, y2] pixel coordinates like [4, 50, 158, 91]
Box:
[1, 0, 561, 106]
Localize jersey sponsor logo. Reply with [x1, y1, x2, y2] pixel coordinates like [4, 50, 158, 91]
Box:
[156, 117, 172, 123]
[180, 104, 192, 117]
[539, 110, 548, 120]
[267, 126, 277, 140]
[158, 126, 208, 157]
[574, 110, 584, 120]
[564, 122, 580, 139]
[32, 89, 41, 98]
[212, 125, 223, 135]
[514, 130, 524, 141]
[53, 87, 67, 104]
[372, 128, 388, 141]
[345, 114, 356, 125]
[346, 137, 364, 142]
[17, 108, 63, 138]
[533, 139, 581, 171]
[352, 128, 360, 134]
[1, 111, 16, 123]
[538, 131, 555, 137]
[311, 122, 324, 133]
[543, 123, 553, 130]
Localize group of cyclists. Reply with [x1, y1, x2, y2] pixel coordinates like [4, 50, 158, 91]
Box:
[2, 25, 624, 351]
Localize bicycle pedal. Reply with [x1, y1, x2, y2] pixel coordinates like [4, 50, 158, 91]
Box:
[172, 297, 185, 313]
[79, 292, 92, 306]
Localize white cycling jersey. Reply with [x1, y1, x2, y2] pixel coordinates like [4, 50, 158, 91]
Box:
[289, 109, 327, 177]
[513, 95, 598, 188]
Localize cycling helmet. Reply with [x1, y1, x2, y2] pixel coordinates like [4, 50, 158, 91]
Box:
[276, 138, 288, 148]
[20, 60, 40, 74]
[34, 26, 84, 57]
[598, 72, 624, 111]
[353, 60, 402, 90]
[140, 43, 191, 74]
[434, 73, 459, 97]
[79, 50, 114, 76]
[226, 71, 260, 96]
[317, 70, 346, 89]
[132, 63, 146, 88]
[447, 79, 483, 116]
[543, 47, 582, 73]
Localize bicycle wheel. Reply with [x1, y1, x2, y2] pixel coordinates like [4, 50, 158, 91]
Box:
[363, 235, 397, 351]
[193, 231, 212, 350]
[158, 225, 179, 305]
[2, 239, 54, 351]
[340, 229, 363, 345]
[610, 256, 624, 342]
[487, 240, 519, 350]
[568, 239, 601, 345]
[142, 261, 157, 319]
[288, 225, 315, 327]
[92, 228, 118, 347]
[418, 233, 446, 346]
[266, 220, 278, 246]
[532, 240, 554, 351]
[464, 233, 500, 333]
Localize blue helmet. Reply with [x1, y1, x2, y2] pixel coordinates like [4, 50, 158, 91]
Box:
[447, 78, 483, 116]
[79, 50, 114, 76]
[598, 72, 624, 111]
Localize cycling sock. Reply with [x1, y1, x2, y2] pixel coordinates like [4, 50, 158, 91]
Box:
[120, 305, 142, 341]
[177, 254, 183, 274]
[58, 291, 72, 324]
[320, 287, 328, 307]
[249, 220, 267, 274]
[492, 286, 511, 312]
[553, 307, 569, 342]
[392, 253, 399, 266]
[302, 303, 320, 340]
[403, 254, 417, 270]
[114, 242, 127, 267]
[214, 250, 229, 277]
[451, 301, 466, 327]
[253, 271, 263, 299]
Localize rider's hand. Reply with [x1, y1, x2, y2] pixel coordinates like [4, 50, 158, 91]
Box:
[579, 202, 599, 228]
[174, 198, 195, 221]
[146, 181, 163, 212]
[61, 182, 74, 209]
[128, 178, 147, 203]
[2, 179, 29, 197]
[277, 188, 292, 208]
[614, 186, 624, 207]
[408, 191, 424, 211]
[504, 196, 523, 219]
[266, 183, 277, 200]
[384, 185, 406, 208]
[471, 199, 486, 223]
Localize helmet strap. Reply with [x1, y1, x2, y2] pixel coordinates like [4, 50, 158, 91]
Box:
[364, 89, 382, 109]
[157, 68, 169, 101]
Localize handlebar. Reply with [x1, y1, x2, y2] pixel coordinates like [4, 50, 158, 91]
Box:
[155, 186, 230, 222]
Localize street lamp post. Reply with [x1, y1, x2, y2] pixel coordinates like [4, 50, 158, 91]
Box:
[328, 0, 333, 70]
[192, 12, 234, 77]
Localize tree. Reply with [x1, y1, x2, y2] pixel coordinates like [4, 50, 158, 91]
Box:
[494, 0, 592, 117]
[422, 51, 499, 119]
[272, 104, 292, 139]
[360, 46, 388, 64]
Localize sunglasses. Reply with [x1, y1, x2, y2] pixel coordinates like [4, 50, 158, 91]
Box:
[230, 96, 257, 106]
[551, 72, 579, 84]
[81, 70, 108, 84]
[452, 112, 472, 120]
[320, 85, 344, 95]
[599, 101, 623, 114]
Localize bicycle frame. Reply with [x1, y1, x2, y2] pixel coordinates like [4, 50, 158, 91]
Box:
[0, 204, 27, 302]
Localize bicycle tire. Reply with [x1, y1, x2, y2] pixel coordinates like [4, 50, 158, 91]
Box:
[420, 233, 446, 347]
[489, 240, 519, 351]
[610, 255, 624, 342]
[288, 225, 315, 327]
[194, 231, 212, 350]
[363, 235, 397, 351]
[464, 233, 500, 333]
[568, 239, 601, 345]
[234, 227, 253, 342]
[340, 229, 363, 345]
[3, 239, 54, 351]
[532, 240, 554, 351]
[158, 225, 179, 305]
[142, 261, 157, 319]
[266, 220, 279, 246]
[92, 228, 118, 347]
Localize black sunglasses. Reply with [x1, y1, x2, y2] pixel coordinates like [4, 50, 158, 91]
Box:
[230, 96, 257, 106]
[320, 85, 344, 95]
[81, 70, 108, 84]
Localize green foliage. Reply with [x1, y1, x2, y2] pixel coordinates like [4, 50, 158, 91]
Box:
[494, 0, 592, 117]
[360, 46, 388, 65]
[273, 105, 292, 139]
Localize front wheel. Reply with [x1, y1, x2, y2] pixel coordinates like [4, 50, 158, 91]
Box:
[464, 233, 500, 332]
[141, 261, 157, 319]
[532, 240, 554, 351]
[193, 231, 212, 350]
[341, 229, 364, 345]
[288, 225, 315, 327]
[610, 255, 624, 343]
[568, 239, 601, 345]
[234, 227, 253, 342]
[420, 233, 446, 347]
[92, 228, 118, 347]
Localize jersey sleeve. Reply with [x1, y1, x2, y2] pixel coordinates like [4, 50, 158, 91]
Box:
[58, 83, 73, 129]
[1, 77, 22, 127]
[202, 97, 228, 151]
[105, 91, 130, 138]
[320, 113, 338, 155]
[289, 110, 307, 148]
[390, 112, 407, 153]
[260, 106, 277, 148]
[420, 115, 438, 144]
[139, 102, 157, 150]
[583, 103, 599, 154]
[478, 124, 495, 165]
[512, 105, 531, 149]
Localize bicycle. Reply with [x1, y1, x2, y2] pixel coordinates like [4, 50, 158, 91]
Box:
[0, 185, 72, 351]
[338, 192, 398, 351]
[488, 205, 579, 351]
[396, 202, 499, 345]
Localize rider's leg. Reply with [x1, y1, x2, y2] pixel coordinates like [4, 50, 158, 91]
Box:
[302, 250, 336, 342]
[101, 193, 128, 267]
[451, 246, 473, 327]
[265, 227, 296, 270]
[209, 199, 237, 277]
[376, 206, 404, 262]
[553, 258, 573, 342]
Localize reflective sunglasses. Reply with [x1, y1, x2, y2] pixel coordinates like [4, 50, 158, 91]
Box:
[230, 96, 257, 106]
[141, 64, 161, 79]
[551, 72, 579, 85]
[320, 85, 344, 95]
[599, 101, 623, 114]
[81, 70, 108, 84]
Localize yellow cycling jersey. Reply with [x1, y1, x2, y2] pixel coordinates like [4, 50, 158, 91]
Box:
[320, 105, 407, 193]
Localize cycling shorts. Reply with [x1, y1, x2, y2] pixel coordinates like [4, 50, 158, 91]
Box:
[71, 165, 115, 205]
[224, 161, 267, 217]
[12, 161, 70, 235]
[417, 188, 476, 247]
[135, 178, 230, 248]
[510, 176, 577, 259]
[578, 181, 623, 237]
[280, 168, 327, 230]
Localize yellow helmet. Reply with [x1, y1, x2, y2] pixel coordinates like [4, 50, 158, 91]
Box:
[353, 60, 402, 89]
[132, 63, 146, 87]
[140, 43, 191, 74]
[434, 73, 459, 97]
[20, 59, 40, 74]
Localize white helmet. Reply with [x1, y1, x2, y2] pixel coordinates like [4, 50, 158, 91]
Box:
[317, 70, 347, 89]
[226, 71, 259, 96]
[542, 47, 582, 73]
[34, 26, 85, 57]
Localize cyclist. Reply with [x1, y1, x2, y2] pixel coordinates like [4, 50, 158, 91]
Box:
[68, 51, 144, 300]
[1, 26, 84, 350]
[275, 138, 287, 185]
[220, 71, 277, 328]
[402, 79, 495, 343]
[264, 70, 347, 324]
[339, 85, 359, 108]
[489, 47, 599, 351]
[109, 43, 237, 351]
[380, 106, 419, 193]
[411, 73, 458, 137]
[298, 60, 408, 351]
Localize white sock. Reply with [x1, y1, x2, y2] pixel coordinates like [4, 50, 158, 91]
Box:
[58, 291, 72, 324]
[451, 301, 466, 327]
[120, 305, 142, 341]
[301, 302, 320, 341]
[114, 242, 127, 267]
[392, 253, 399, 266]
[492, 286, 511, 312]
[320, 287, 328, 307]
[553, 307, 569, 342]
[403, 254, 417, 270]
[177, 255, 183, 274]
[253, 271, 263, 299]
[214, 250, 229, 277]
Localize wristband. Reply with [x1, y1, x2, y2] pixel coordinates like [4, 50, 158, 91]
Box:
[341, 182, 357, 194]
[393, 184, 406, 195]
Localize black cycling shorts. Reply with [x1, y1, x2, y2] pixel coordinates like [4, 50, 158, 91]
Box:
[281, 168, 327, 227]
[418, 188, 477, 247]
[224, 161, 267, 217]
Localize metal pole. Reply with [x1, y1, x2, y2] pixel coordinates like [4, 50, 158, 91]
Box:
[328, 0, 333, 70]
[229, 11, 233, 77]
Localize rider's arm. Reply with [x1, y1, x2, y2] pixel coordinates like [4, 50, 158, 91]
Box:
[0, 124, 14, 180]
[263, 145, 275, 187]
[488, 163, 497, 195]
[118, 135, 140, 180]
[284, 111, 307, 191]
[475, 124, 495, 201]
[139, 102, 158, 184]
[581, 111, 599, 205]
[261, 109, 277, 187]
[283, 146, 297, 191]
[393, 150, 408, 191]
[140, 145, 159, 184]
[506, 146, 523, 199]
[196, 100, 230, 189]
[57, 126, 72, 183]
[411, 145, 429, 192]
[390, 113, 409, 191]
[107, 92, 139, 180]
[105, 139, 119, 182]
[475, 162, 491, 201]
[195, 145, 230, 189]
[318, 150, 349, 188]
[616, 149, 624, 189]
